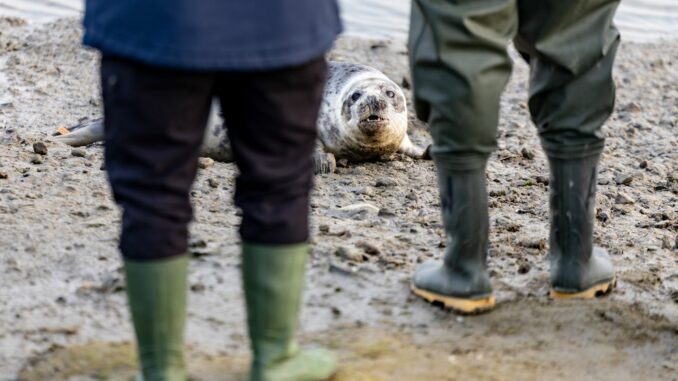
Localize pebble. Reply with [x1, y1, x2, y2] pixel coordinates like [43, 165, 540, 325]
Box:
[615, 173, 633, 186]
[378, 207, 396, 217]
[335, 246, 365, 262]
[30, 155, 43, 165]
[535, 176, 549, 186]
[198, 157, 214, 169]
[517, 261, 531, 274]
[207, 178, 219, 188]
[0, 171, 7, 179]
[639, 160, 648, 169]
[521, 147, 535, 160]
[71, 148, 86, 157]
[622, 102, 642, 113]
[329, 203, 379, 220]
[596, 210, 610, 223]
[375, 177, 398, 187]
[355, 240, 381, 256]
[33, 142, 48, 155]
[355, 186, 374, 196]
[318, 224, 330, 234]
[615, 193, 634, 205]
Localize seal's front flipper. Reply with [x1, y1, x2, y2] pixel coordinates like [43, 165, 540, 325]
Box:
[313, 151, 336, 174]
[54, 118, 105, 147]
[398, 134, 431, 160]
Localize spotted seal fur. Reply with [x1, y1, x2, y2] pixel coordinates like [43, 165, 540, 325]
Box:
[55, 61, 429, 173]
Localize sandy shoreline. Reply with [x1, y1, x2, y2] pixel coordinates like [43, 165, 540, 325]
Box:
[1, 17, 677, 381]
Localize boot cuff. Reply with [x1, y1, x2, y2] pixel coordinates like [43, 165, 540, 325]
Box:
[541, 138, 605, 160]
[432, 152, 488, 172]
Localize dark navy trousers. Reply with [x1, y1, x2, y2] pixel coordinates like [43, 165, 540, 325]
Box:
[101, 55, 327, 260]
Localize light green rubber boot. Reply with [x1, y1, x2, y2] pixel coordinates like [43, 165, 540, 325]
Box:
[124, 255, 188, 381]
[411, 164, 495, 314]
[243, 242, 337, 381]
[547, 154, 615, 299]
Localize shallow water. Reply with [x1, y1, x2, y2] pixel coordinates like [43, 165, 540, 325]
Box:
[0, 0, 677, 42]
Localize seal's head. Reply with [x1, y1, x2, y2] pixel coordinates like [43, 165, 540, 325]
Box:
[338, 76, 408, 157]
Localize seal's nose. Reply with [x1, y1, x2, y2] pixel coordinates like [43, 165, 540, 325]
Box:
[359, 95, 387, 119]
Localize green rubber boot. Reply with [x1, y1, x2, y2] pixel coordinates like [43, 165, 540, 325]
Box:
[243, 242, 337, 381]
[124, 255, 188, 381]
[411, 165, 495, 314]
[547, 155, 615, 299]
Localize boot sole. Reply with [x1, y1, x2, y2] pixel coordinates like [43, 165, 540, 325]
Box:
[549, 277, 616, 300]
[410, 284, 496, 314]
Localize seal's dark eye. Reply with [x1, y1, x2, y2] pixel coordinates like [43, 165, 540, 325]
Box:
[386, 90, 395, 98]
[351, 92, 361, 102]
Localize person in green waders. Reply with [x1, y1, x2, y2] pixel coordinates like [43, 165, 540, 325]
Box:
[408, 0, 620, 313]
[82, 0, 341, 380]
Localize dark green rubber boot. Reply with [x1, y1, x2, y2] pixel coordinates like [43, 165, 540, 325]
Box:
[411, 165, 495, 314]
[547, 155, 615, 299]
[243, 242, 337, 381]
[124, 255, 188, 381]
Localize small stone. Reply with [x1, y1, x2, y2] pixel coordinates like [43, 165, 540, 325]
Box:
[190, 283, 206, 292]
[596, 210, 610, 223]
[329, 203, 379, 220]
[335, 246, 365, 262]
[318, 224, 330, 234]
[0, 171, 7, 179]
[535, 176, 550, 186]
[378, 207, 396, 217]
[331, 306, 342, 317]
[71, 148, 86, 157]
[375, 177, 398, 187]
[405, 191, 418, 201]
[30, 155, 43, 165]
[622, 102, 642, 113]
[198, 157, 214, 169]
[337, 158, 349, 168]
[355, 241, 381, 256]
[639, 160, 648, 169]
[207, 178, 219, 188]
[517, 262, 531, 274]
[654, 182, 669, 191]
[615, 193, 634, 205]
[401, 77, 411, 90]
[33, 142, 48, 155]
[615, 173, 633, 186]
[356, 186, 374, 196]
[520, 147, 535, 160]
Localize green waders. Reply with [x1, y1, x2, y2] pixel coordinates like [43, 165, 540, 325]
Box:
[124, 256, 189, 381]
[409, 0, 619, 306]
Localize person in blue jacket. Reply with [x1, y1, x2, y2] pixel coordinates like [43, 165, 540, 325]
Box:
[82, 1, 342, 380]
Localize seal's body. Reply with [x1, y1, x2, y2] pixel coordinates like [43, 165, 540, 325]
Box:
[56, 62, 427, 171]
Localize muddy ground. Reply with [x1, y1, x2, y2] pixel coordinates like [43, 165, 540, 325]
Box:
[0, 18, 676, 381]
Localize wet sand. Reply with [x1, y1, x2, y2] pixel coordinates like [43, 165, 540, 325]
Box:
[0, 18, 677, 381]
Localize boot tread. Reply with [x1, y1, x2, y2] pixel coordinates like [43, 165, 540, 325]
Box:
[549, 277, 616, 300]
[411, 283, 495, 314]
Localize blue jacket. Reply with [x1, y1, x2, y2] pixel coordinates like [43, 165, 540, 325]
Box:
[83, 1, 342, 70]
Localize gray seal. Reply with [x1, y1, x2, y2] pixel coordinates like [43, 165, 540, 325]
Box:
[55, 61, 429, 173]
